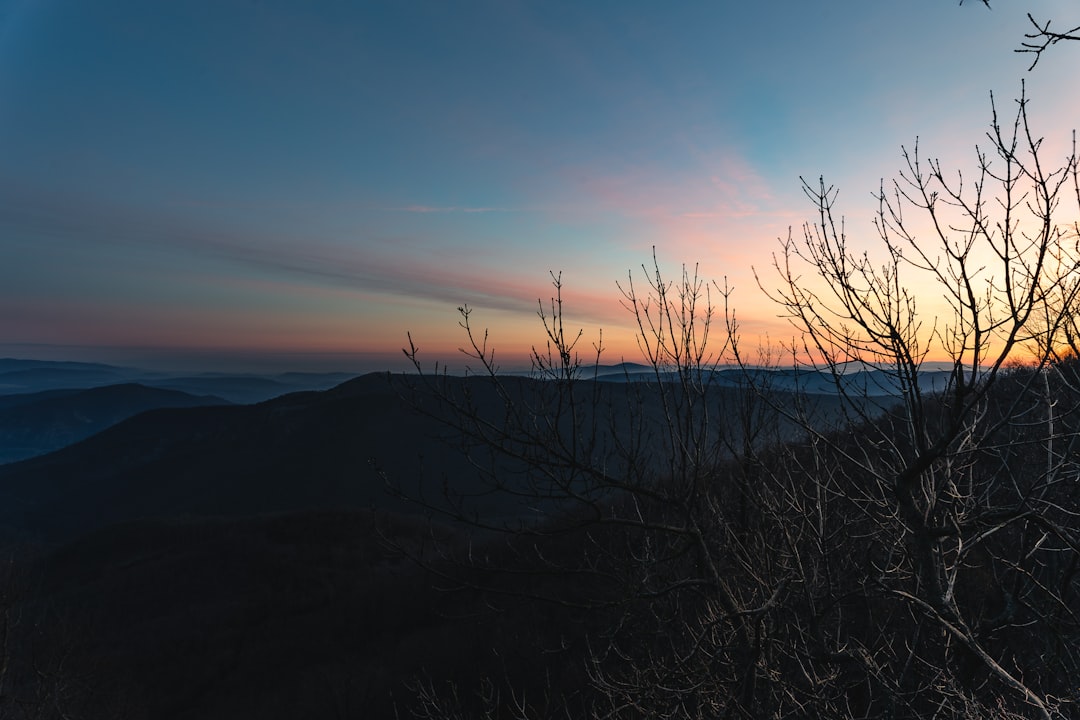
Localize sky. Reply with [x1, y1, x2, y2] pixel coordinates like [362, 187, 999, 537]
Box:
[1, 0, 1079, 373]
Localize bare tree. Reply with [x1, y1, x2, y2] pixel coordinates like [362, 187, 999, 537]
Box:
[396, 253, 819, 717]
[1018, 13, 1080, 70]
[394, 82, 1080, 718]
[958, 0, 1080, 71]
[757, 88, 1080, 718]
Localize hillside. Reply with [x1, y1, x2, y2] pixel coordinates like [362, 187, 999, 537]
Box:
[2, 508, 588, 720]
[0, 371, 858, 544]
[0, 373, 533, 543]
[0, 358, 358, 404]
[0, 363, 1075, 717]
[0, 383, 229, 464]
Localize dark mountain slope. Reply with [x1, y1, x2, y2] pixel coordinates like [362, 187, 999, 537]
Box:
[0, 383, 229, 464]
[150, 375, 301, 405]
[0, 371, 861, 544]
[0, 388, 77, 410]
[0, 359, 359, 403]
[0, 374, 509, 542]
[0, 365, 131, 393]
[3, 509, 585, 720]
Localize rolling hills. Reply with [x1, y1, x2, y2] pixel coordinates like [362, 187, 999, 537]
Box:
[0, 383, 229, 464]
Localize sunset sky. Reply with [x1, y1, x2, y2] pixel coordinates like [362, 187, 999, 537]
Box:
[2, 1, 1079, 372]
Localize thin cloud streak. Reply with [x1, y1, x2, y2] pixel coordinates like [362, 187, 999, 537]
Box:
[387, 205, 517, 214]
[0, 184, 632, 332]
[5, 1, 1071, 371]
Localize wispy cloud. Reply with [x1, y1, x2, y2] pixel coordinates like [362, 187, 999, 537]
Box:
[0, 183, 628, 329]
[387, 205, 515, 214]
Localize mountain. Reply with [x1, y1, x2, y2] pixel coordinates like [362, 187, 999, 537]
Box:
[0, 374, 494, 542]
[0, 365, 1015, 718]
[0, 383, 229, 464]
[149, 375, 299, 404]
[0, 362, 134, 393]
[151, 372, 359, 404]
[0, 373, 616, 717]
[0, 371, 868, 544]
[0, 358, 359, 404]
[593, 364, 955, 396]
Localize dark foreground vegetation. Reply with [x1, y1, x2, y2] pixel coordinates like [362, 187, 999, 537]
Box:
[0, 354, 1077, 719]
[389, 80, 1080, 718]
[0, 506, 604, 719]
[383, 359, 1080, 718]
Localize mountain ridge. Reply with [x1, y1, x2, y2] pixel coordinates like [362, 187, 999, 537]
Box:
[0, 383, 230, 464]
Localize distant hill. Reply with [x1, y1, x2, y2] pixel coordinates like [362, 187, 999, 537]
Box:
[0, 383, 229, 464]
[0, 364, 976, 717]
[151, 375, 299, 404]
[0, 362, 133, 393]
[0, 388, 76, 410]
[0, 374, 479, 542]
[594, 364, 955, 396]
[153, 372, 360, 404]
[0, 362, 1062, 719]
[0, 371, 871, 544]
[0, 358, 127, 375]
[0, 358, 359, 403]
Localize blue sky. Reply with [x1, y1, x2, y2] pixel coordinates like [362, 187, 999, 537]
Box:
[1, 0, 1078, 372]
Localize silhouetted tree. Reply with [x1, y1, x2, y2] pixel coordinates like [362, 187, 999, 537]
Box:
[960, 0, 1080, 70]
[754, 86, 1080, 718]
[397, 83, 1080, 719]
[1018, 13, 1080, 69]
